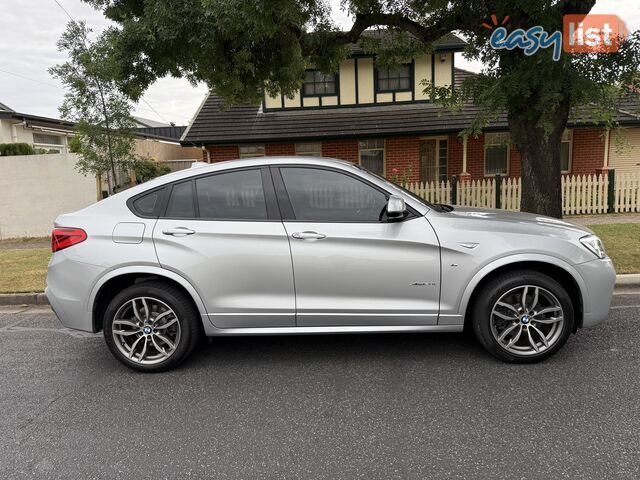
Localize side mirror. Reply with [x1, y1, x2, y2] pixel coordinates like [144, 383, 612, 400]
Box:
[386, 195, 406, 219]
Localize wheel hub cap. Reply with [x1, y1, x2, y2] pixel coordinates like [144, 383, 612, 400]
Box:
[489, 285, 565, 356]
[112, 297, 181, 365]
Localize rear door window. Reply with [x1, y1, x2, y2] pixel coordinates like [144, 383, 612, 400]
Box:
[195, 169, 267, 220]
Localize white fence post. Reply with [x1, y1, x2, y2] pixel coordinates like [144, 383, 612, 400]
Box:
[403, 171, 639, 214]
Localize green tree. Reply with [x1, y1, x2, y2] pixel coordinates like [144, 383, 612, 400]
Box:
[50, 20, 138, 194]
[83, 0, 639, 216]
[133, 158, 171, 183]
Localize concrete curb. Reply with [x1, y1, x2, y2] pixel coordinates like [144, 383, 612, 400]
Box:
[615, 274, 640, 290]
[0, 293, 49, 306]
[1, 273, 639, 306]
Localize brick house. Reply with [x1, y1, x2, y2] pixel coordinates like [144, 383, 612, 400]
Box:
[181, 34, 640, 180]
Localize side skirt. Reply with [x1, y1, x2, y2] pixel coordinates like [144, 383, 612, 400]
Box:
[202, 324, 463, 336]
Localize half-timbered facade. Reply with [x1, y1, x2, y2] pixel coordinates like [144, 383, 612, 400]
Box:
[181, 33, 640, 181]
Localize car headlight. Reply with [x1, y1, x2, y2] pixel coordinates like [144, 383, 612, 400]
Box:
[580, 234, 607, 259]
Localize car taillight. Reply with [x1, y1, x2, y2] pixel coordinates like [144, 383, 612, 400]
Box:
[51, 227, 87, 252]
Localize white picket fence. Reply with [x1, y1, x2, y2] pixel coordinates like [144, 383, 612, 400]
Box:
[404, 172, 640, 215]
[614, 172, 640, 213]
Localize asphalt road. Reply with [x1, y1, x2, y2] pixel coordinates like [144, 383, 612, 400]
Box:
[1, 294, 640, 479]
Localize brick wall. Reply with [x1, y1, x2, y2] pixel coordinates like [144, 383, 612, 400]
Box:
[200, 128, 606, 178]
[509, 146, 522, 178]
[465, 135, 486, 179]
[457, 129, 605, 179]
[322, 139, 359, 163]
[206, 145, 239, 163]
[385, 137, 421, 181]
[571, 128, 605, 174]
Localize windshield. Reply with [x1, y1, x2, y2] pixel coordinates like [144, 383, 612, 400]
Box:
[351, 164, 445, 212]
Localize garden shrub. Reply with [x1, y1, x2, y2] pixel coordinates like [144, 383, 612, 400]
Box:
[0, 143, 35, 156]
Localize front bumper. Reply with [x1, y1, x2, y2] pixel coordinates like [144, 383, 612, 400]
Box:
[575, 257, 616, 328]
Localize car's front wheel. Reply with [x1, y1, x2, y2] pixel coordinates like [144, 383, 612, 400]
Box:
[103, 282, 201, 372]
[472, 270, 574, 363]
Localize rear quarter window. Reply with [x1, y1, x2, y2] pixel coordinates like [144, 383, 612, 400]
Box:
[129, 188, 165, 217]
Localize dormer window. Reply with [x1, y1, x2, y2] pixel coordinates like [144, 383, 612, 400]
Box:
[303, 70, 337, 96]
[376, 64, 412, 93]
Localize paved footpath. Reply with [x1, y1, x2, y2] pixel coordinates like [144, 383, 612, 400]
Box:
[1, 295, 640, 479]
[569, 213, 640, 225]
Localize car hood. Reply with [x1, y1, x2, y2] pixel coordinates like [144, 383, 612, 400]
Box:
[443, 207, 593, 236]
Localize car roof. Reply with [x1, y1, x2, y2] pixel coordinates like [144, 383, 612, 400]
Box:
[132, 156, 357, 190]
[196, 156, 353, 170]
[107, 155, 430, 216]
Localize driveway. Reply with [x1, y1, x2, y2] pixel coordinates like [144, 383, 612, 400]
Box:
[1, 294, 639, 479]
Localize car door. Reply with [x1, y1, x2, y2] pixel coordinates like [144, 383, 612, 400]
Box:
[153, 167, 295, 328]
[273, 166, 441, 327]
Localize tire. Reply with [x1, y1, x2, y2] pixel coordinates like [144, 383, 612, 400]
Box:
[472, 270, 574, 363]
[103, 281, 202, 372]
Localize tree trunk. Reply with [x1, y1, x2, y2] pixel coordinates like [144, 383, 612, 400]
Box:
[508, 98, 571, 218]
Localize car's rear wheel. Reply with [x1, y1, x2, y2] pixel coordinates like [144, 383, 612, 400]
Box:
[103, 282, 201, 372]
[472, 270, 574, 363]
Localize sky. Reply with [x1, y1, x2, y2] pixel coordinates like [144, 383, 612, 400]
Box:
[0, 0, 638, 126]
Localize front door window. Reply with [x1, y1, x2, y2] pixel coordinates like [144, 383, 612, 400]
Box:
[279, 167, 388, 222]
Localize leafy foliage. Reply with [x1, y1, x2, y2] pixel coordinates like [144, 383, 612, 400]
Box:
[67, 136, 82, 153]
[133, 158, 171, 183]
[49, 20, 138, 192]
[81, 0, 640, 216]
[0, 143, 35, 156]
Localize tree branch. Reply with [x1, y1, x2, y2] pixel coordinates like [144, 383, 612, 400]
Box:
[305, 9, 478, 55]
[559, 0, 596, 16]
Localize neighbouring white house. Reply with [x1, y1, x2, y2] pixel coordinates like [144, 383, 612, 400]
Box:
[0, 102, 74, 153]
[0, 102, 202, 160]
[0, 102, 202, 238]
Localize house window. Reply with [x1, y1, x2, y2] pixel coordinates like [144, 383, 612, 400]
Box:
[359, 139, 385, 176]
[33, 133, 63, 146]
[376, 64, 411, 92]
[303, 70, 337, 96]
[33, 132, 64, 152]
[561, 130, 573, 173]
[484, 133, 510, 176]
[295, 142, 322, 157]
[420, 138, 448, 183]
[238, 145, 265, 159]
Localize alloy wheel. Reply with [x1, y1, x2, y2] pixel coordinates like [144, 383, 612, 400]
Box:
[489, 285, 565, 356]
[111, 297, 181, 365]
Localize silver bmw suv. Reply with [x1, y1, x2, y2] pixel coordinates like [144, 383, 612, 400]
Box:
[46, 157, 616, 371]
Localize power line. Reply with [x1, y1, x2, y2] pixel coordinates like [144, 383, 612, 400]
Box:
[0, 66, 193, 122]
[0, 68, 62, 89]
[135, 107, 192, 122]
[52, 0, 75, 22]
[140, 98, 171, 124]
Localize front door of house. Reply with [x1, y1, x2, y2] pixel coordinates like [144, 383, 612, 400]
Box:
[419, 138, 448, 183]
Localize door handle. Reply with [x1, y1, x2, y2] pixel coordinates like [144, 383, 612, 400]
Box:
[162, 227, 196, 237]
[292, 231, 326, 240]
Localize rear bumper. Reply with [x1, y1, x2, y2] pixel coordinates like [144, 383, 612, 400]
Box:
[576, 257, 616, 328]
[45, 252, 102, 332]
